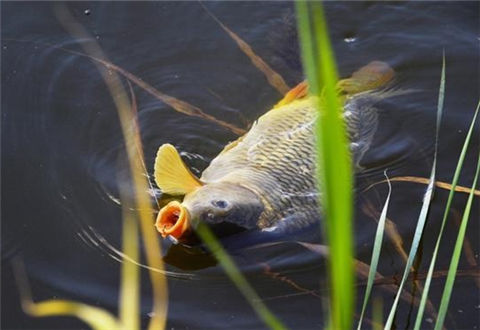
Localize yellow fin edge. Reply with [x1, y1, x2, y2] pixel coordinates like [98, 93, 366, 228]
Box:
[274, 81, 308, 109]
[274, 61, 394, 109]
[154, 144, 203, 195]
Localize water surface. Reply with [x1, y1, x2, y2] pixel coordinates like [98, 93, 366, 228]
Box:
[2, 2, 479, 329]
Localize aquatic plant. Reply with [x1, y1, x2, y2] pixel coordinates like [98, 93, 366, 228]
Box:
[434, 151, 480, 330]
[195, 224, 286, 330]
[355, 55, 480, 330]
[296, 1, 354, 329]
[414, 101, 479, 329]
[14, 5, 168, 330]
[357, 172, 392, 328]
[383, 54, 446, 330]
[296, 3, 480, 329]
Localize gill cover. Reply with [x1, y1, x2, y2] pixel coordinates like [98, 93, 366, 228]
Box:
[154, 143, 203, 195]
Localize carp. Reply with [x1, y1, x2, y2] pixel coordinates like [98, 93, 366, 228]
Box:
[154, 61, 395, 244]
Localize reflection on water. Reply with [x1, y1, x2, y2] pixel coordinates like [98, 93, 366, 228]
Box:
[2, 1, 479, 329]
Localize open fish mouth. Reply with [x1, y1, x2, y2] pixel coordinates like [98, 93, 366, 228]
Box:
[155, 201, 191, 239]
[156, 200, 250, 245]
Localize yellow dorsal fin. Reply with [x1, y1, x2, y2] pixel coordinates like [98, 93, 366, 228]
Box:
[337, 61, 394, 95]
[273, 61, 394, 109]
[154, 144, 203, 195]
[274, 81, 308, 109]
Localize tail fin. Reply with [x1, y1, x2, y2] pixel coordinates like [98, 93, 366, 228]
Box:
[337, 61, 395, 95]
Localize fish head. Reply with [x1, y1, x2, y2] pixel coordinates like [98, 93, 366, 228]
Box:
[184, 182, 264, 228]
[156, 182, 264, 242]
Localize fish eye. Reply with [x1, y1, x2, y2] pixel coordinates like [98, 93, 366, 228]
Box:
[212, 200, 228, 209]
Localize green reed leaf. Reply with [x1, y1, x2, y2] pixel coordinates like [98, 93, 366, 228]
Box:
[414, 99, 480, 329]
[385, 54, 446, 330]
[55, 5, 168, 329]
[196, 223, 286, 330]
[357, 172, 392, 329]
[372, 297, 384, 330]
[119, 211, 140, 330]
[434, 151, 480, 330]
[12, 258, 121, 330]
[23, 300, 121, 330]
[296, 1, 354, 329]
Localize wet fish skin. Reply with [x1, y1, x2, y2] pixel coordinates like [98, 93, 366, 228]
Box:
[199, 95, 378, 232]
[154, 61, 395, 240]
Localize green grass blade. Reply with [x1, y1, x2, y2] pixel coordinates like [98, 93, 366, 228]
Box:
[195, 224, 286, 330]
[357, 172, 392, 329]
[296, 2, 354, 329]
[414, 100, 480, 329]
[12, 258, 121, 330]
[119, 211, 140, 330]
[54, 6, 169, 329]
[296, 1, 318, 92]
[385, 55, 446, 330]
[372, 297, 384, 330]
[24, 300, 121, 330]
[434, 150, 480, 330]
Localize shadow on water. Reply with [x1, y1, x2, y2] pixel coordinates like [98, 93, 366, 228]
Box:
[2, 1, 479, 329]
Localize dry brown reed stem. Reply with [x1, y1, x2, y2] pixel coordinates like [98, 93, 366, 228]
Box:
[367, 268, 480, 287]
[364, 176, 480, 196]
[260, 262, 322, 298]
[199, 2, 290, 95]
[3, 36, 247, 136]
[56, 45, 246, 136]
[297, 243, 424, 309]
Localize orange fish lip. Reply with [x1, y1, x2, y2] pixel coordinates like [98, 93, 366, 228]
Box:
[155, 201, 191, 239]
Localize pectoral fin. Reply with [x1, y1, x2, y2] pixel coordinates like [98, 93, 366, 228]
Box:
[154, 144, 203, 195]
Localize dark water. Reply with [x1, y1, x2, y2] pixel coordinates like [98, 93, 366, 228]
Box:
[2, 2, 479, 329]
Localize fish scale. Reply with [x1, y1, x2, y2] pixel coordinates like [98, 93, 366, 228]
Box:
[201, 95, 377, 229]
[154, 61, 397, 240]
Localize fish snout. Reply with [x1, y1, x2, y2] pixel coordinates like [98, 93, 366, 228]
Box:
[155, 201, 191, 239]
[155, 183, 265, 243]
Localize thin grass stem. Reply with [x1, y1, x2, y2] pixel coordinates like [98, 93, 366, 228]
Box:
[196, 223, 286, 330]
[385, 53, 446, 330]
[357, 172, 392, 329]
[54, 5, 168, 329]
[296, 1, 354, 328]
[434, 150, 480, 329]
[414, 100, 479, 329]
[119, 210, 140, 330]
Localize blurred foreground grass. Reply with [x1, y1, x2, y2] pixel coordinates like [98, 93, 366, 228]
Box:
[296, 1, 355, 329]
